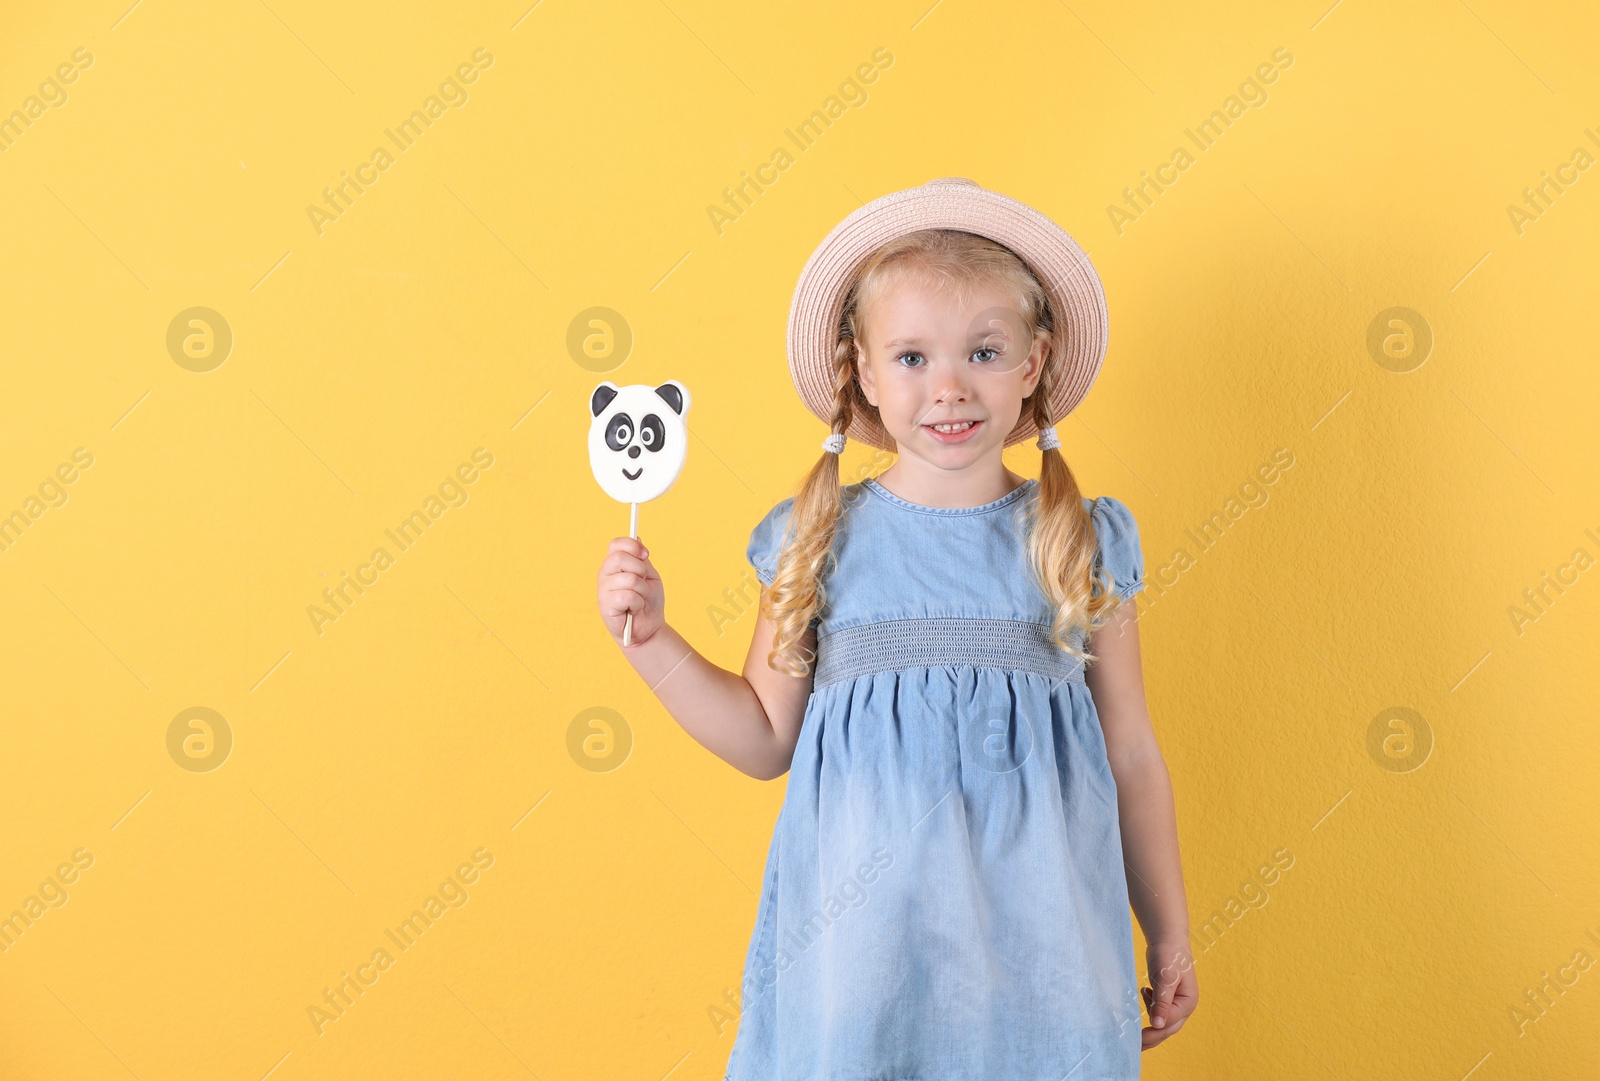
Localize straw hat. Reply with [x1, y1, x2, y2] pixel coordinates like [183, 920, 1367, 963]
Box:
[786, 176, 1109, 452]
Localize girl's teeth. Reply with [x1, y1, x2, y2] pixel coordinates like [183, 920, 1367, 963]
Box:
[931, 421, 974, 432]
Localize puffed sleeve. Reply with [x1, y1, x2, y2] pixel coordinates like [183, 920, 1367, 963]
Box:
[746, 496, 797, 587]
[1089, 495, 1146, 601]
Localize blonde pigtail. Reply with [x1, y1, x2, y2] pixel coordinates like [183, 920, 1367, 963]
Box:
[764, 335, 863, 676]
[1023, 359, 1121, 664]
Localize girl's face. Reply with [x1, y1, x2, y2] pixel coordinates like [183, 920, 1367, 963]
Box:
[855, 274, 1047, 473]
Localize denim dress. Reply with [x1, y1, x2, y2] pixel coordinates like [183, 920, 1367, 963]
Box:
[725, 477, 1148, 1081]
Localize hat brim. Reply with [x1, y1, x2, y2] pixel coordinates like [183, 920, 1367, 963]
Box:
[786, 177, 1109, 452]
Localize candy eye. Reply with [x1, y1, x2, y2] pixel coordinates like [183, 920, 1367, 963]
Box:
[640, 414, 667, 453]
[605, 414, 633, 451]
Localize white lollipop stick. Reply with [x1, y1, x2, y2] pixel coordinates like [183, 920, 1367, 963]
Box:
[623, 501, 639, 646]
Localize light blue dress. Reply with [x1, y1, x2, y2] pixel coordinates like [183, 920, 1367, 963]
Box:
[725, 476, 1148, 1081]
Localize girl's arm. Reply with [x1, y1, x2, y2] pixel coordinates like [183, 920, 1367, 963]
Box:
[598, 536, 814, 780]
[1085, 600, 1199, 1047]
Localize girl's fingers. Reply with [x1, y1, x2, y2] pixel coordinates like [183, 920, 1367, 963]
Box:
[602, 552, 655, 579]
[1143, 971, 1197, 1044]
[602, 587, 645, 617]
[1153, 980, 1179, 1027]
[607, 537, 651, 560]
[599, 560, 659, 591]
[1156, 988, 1174, 1024]
[1169, 971, 1199, 1020]
[1142, 1015, 1187, 1047]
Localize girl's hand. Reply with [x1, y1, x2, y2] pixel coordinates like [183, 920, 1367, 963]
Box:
[597, 537, 665, 647]
[1140, 938, 1198, 1049]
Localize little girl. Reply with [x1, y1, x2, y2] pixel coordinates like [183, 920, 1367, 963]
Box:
[597, 177, 1197, 1079]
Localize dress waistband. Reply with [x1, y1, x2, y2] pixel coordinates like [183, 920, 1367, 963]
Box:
[812, 617, 1087, 689]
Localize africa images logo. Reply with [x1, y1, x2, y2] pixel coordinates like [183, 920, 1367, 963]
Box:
[305, 48, 494, 236]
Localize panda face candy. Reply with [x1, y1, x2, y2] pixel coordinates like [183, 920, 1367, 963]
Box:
[588, 380, 691, 504]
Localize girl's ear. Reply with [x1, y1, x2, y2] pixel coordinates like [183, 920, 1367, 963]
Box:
[854, 342, 879, 407]
[1021, 336, 1049, 396]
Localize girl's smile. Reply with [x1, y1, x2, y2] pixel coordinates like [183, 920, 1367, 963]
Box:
[922, 418, 983, 442]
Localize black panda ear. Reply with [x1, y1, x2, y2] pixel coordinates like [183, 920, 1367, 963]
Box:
[654, 381, 688, 415]
[590, 382, 620, 417]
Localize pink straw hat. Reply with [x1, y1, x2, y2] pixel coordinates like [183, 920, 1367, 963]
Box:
[786, 176, 1109, 452]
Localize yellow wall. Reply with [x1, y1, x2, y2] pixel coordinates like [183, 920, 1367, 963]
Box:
[2, 1, 1597, 1077]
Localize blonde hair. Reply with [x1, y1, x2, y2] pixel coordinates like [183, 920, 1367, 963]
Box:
[763, 228, 1127, 677]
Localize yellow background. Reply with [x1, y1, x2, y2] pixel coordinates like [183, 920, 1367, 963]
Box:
[2, 0, 1597, 1077]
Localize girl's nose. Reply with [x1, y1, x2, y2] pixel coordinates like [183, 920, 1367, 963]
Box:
[933, 361, 973, 403]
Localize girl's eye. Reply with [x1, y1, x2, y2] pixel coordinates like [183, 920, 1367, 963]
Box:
[894, 349, 1001, 367]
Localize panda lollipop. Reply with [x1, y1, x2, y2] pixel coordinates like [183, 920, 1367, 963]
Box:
[588, 380, 691, 646]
